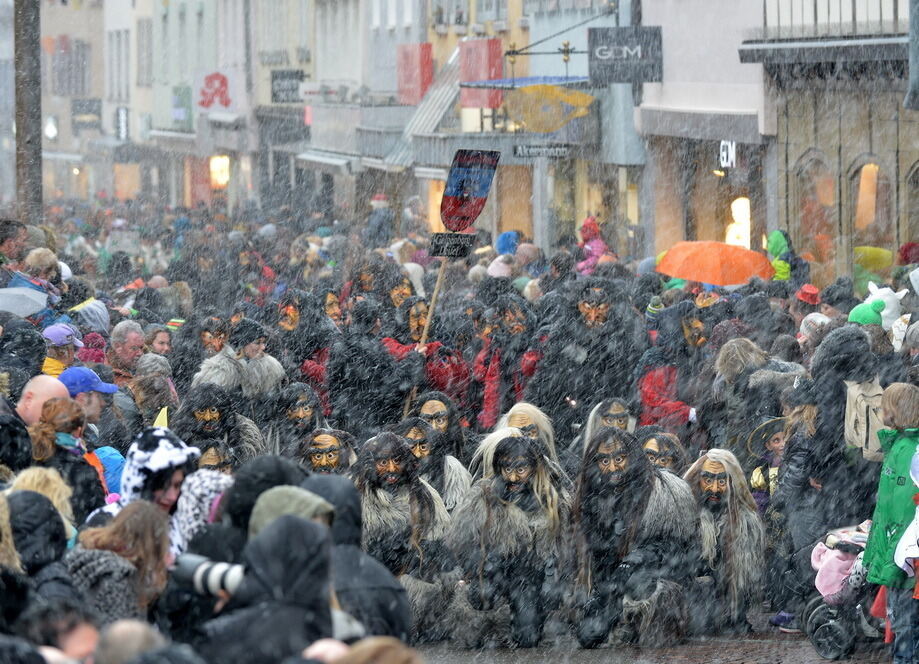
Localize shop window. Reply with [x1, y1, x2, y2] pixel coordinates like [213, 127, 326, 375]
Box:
[850, 159, 894, 283]
[795, 155, 837, 287]
[725, 196, 751, 249]
[907, 164, 919, 256]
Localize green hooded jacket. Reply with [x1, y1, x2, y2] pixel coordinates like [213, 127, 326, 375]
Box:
[767, 230, 791, 282]
[863, 428, 919, 588]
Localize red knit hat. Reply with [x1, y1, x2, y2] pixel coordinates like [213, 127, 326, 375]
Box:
[796, 284, 820, 306]
[580, 216, 600, 242]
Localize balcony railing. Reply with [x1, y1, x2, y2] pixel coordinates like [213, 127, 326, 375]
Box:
[756, 0, 908, 39]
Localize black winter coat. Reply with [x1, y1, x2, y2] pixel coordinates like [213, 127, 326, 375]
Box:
[301, 474, 412, 642]
[197, 517, 334, 664]
[526, 306, 648, 443]
[327, 333, 422, 440]
[40, 449, 105, 525]
[6, 490, 81, 604]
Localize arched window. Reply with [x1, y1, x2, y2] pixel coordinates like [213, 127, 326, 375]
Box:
[906, 163, 919, 250]
[849, 158, 894, 283]
[795, 154, 837, 287]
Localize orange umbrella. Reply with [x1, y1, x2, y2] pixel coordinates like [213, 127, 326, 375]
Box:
[656, 241, 775, 286]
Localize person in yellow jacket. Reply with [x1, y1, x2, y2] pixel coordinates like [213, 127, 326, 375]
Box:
[41, 324, 83, 377]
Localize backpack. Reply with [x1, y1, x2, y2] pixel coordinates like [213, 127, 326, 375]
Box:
[844, 378, 885, 462]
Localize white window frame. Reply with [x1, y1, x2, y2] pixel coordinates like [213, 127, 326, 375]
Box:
[371, 0, 381, 29]
[387, 0, 397, 28]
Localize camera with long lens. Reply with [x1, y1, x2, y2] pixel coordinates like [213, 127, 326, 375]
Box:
[173, 553, 246, 596]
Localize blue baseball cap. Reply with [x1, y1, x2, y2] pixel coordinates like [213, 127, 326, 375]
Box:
[58, 367, 118, 398]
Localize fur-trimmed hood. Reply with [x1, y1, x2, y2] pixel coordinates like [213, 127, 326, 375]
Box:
[810, 325, 876, 384]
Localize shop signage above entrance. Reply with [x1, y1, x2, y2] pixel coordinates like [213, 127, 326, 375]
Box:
[441, 149, 501, 232]
[588, 27, 663, 85]
[719, 140, 737, 168]
[272, 69, 306, 104]
[513, 145, 572, 159]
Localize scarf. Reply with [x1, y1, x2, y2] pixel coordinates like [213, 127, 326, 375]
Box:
[55, 432, 86, 455]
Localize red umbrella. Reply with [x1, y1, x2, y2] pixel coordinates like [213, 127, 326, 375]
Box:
[656, 241, 775, 287]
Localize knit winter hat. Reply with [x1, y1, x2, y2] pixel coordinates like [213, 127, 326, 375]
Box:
[645, 295, 664, 322]
[229, 318, 267, 349]
[847, 299, 885, 326]
[799, 312, 831, 341]
[248, 485, 334, 539]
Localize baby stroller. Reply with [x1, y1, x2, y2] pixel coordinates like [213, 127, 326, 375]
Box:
[801, 523, 883, 660]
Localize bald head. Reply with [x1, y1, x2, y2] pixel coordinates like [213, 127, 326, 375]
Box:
[16, 375, 69, 425]
[95, 620, 167, 664]
[147, 275, 168, 289]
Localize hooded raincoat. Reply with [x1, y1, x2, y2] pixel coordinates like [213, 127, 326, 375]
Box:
[197, 516, 334, 664]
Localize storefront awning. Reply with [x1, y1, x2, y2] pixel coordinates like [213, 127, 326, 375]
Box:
[361, 157, 404, 173]
[295, 150, 355, 175]
[42, 151, 84, 162]
[460, 76, 590, 90]
[207, 112, 244, 128]
[413, 166, 449, 181]
[739, 35, 907, 64]
[88, 137, 164, 163]
[272, 139, 312, 156]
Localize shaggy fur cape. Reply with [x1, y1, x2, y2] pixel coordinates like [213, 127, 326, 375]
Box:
[360, 479, 450, 550]
[698, 502, 765, 622]
[424, 455, 472, 513]
[447, 477, 570, 562]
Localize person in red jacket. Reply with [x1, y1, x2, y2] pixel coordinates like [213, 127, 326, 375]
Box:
[473, 295, 541, 431]
[634, 300, 707, 432]
[382, 296, 470, 405]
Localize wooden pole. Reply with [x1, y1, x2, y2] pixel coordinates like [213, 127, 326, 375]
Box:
[402, 257, 448, 418]
[14, 0, 42, 226]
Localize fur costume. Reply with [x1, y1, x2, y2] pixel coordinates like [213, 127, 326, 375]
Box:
[430, 455, 473, 513]
[697, 505, 765, 623]
[360, 480, 453, 642]
[447, 478, 570, 561]
[445, 476, 571, 648]
[360, 479, 451, 574]
[616, 471, 697, 646]
[685, 450, 765, 629]
[192, 345, 287, 402]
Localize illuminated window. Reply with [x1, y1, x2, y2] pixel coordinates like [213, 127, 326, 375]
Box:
[725, 196, 751, 248]
[850, 159, 894, 278]
[209, 156, 230, 189]
[796, 155, 837, 287]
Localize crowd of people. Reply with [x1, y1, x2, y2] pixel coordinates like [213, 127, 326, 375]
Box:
[0, 200, 918, 663]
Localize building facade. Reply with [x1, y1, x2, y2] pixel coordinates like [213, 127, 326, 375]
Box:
[149, 0, 218, 208]
[41, 0, 105, 200]
[742, 0, 914, 289]
[637, 0, 775, 257]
